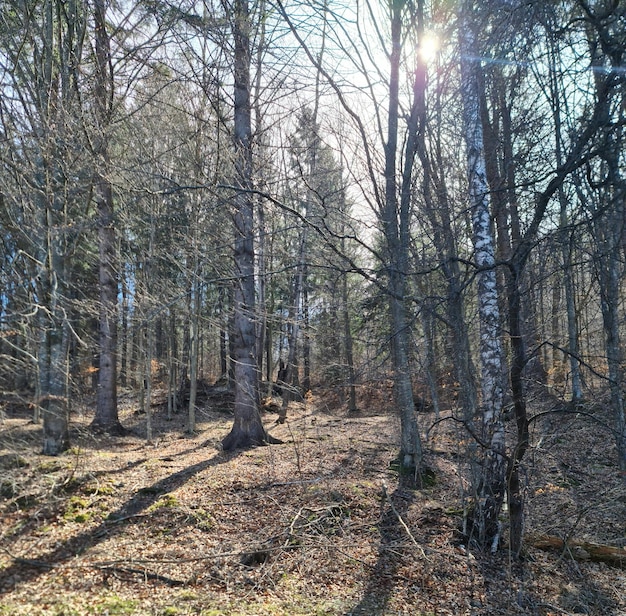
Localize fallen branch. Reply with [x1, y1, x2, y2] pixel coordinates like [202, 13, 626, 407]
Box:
[527, 533, 626, 568]
[98, 565, 185, 586]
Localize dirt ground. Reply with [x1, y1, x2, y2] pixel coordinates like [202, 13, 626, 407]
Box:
[0, 384, 625, 615]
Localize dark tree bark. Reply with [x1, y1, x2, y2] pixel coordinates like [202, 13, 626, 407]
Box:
[222, 0, 277, 451]
[383, 0, 423, 476]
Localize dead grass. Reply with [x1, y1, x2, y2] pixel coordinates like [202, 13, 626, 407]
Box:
[0, 385, 624, 615]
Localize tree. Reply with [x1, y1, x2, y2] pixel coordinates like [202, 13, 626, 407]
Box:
[0, 0, 93, 454]
[222, 0, 277, 450]
[276, 0, 426, 476]
[458, 0, 506, 549]
[90, 0, 125, 435]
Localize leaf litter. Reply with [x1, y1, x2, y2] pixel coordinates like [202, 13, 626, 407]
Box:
[0, 386, 624, 615]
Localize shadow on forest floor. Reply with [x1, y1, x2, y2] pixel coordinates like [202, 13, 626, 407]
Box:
[346, 479, 416, 616]
[0, 449, 237, 594]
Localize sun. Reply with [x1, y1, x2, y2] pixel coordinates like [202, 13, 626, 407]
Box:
[418, 32, 440, 63]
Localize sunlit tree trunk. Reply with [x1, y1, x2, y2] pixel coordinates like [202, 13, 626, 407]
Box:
[222, 0, 276, 450]
[37, 0, 72, 455]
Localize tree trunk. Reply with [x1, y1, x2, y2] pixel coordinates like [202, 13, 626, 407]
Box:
[459, 0, 506, 549]
[594, 209, 626, 471]
[37, 0, 70, 456]
[222, 0, 276, 451]
[415, 11, 477, 423]
[90, 0, 124, 436]
[342, 254, 357, 414]
[188, 277, 199, 433]
[383, 0, 423, 476]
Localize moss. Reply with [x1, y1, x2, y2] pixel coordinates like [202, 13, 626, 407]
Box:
[95, 595, 137, 615]
[190, 507, 214, 531]
[147, 494, 180, 512]
[0, 480, 16, 498]
[37, 460, 64, 473]
[64, 495, 92, 523]
[176, 590, 200, 602]
[83, 482, 115, 496]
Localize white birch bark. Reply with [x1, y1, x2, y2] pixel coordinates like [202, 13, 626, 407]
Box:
[459, 1, 506, 547]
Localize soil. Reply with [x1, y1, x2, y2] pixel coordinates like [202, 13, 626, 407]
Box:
[0, 384, 625, 615]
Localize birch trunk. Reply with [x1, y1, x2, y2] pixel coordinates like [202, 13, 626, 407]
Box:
[459, 1, 506, 548]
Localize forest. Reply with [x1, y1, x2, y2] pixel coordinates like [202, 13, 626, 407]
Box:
[0, 0, 625, 614]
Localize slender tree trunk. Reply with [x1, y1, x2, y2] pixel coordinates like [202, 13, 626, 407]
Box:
[143, 324, 153, 444]
[459, 1, 506, 549]
[549, 41, 583, 403]
[559, 198, 584, 403]
[188, 277, 199, 433]
[120, 273, 128, 387]
[167, 311, 175, 420]
[279, 240, 306, 421]
[302, 275, 311, 394]
[415, 6, 477, 423]
[421, 298, 440, 420]
[383, 0, 422, 476]
[218, 285, 228, 379]
[342, 250, 357, 413]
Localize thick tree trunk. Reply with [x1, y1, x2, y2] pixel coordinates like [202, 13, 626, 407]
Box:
[222, 0, 276, 451]
[40, 294, 71, 455]
[35, 0, 70, 455]
[90, 0, 124, 436]
[595, 217, 626, 471]
[92, 174, 124, 434]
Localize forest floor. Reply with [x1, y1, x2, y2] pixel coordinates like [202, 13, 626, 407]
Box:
[0, 382, 625, 615]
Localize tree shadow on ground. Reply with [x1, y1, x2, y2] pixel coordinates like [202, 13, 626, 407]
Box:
[0, 449, 238, 595]
[345, 478, 416, 616]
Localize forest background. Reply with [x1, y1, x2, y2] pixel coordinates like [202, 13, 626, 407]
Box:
[1, 0, 625, 614]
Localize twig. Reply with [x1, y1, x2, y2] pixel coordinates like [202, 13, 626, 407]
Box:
[98, 565, 185, 586]
[263, 477, 323, 489]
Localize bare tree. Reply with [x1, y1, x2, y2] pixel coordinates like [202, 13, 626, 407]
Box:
[90, 0, 125, 435]
[459, 0, 506, 549]
[222, 0, 278, 450]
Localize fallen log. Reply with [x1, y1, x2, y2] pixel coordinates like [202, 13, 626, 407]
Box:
[527, 533, 626, 568]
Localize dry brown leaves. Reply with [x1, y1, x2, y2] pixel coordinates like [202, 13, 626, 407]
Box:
[0, 386, 624, 615]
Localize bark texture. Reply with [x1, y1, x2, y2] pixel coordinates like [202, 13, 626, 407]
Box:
[222, 0, 275, 451]
[459, 2, 506, 548]
[91, 0, 124, 436]
[383, 0, 423, 475]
